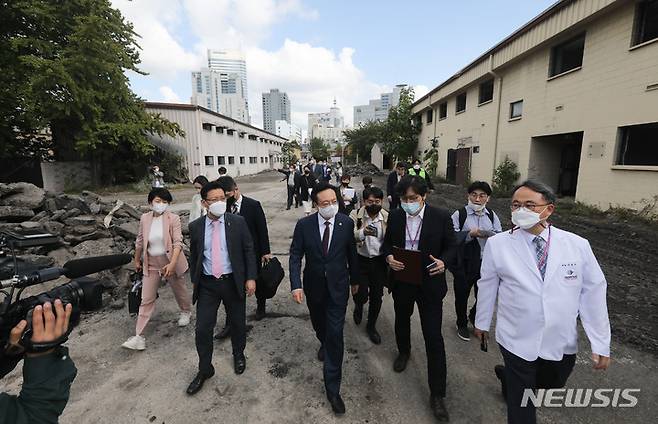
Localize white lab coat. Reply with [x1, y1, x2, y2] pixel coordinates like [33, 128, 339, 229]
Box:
[475, 225, 610, 362]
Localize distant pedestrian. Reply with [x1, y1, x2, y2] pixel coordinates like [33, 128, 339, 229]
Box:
[386, 162, 406, 209]
[300, 165, 317, 216]
[279, 164, 301, 210]
[335, 162, 343, 184]
[190, 175, 209, 223]
[151, 165, 165, 188]
[218, 166, 228, 178]
[339, 174, 357, 215]
[408, 159, 434, 192]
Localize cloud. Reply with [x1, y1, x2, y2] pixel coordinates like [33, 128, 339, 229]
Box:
[246, 40, 387, 130]
[159, 86, 181, 102]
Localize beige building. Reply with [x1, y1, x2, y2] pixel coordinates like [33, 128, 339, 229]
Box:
[412, 0, 658, 210]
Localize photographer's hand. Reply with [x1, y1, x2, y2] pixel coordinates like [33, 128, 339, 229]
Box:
[26, 300, 72, 357]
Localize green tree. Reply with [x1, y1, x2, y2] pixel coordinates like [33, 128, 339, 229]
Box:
[0, 0, 183, 183]
[343, 120, 386, 162]
[309, 137, 330, 160]
[381, 87, 420, 162]
[423, 137, 439, 176]
[492, 156, 521, 196]
[281, 140, 301, 165]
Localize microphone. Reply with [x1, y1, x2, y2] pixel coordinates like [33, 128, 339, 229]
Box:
[0, 254, 132, 289]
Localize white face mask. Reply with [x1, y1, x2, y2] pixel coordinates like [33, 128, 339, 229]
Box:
[511, 207, 547, 229]
[468, 200, 486, 212]
[151, 203, 168, 214]
[318, 203, 338, 220]
[208, 200, 227, 217]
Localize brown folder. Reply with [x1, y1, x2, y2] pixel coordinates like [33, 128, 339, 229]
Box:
[392, 246, 423, 285]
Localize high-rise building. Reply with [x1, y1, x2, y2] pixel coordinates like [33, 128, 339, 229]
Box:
[308, 99, 346, 146]
[191, 50, 250, 123]
[354, 84, 407, 127]
[275, 120, 302, 142]
[262, 89, 291, 133]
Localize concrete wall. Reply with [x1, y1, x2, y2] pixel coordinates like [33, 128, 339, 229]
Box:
[41, 161, 92, 192]
[146, 104, 286, 182]
[415, 0, 658, 210]
[371, 143, 384, 170]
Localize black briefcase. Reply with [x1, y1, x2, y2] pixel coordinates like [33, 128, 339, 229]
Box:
[257, 257, 285, 299]
[128, 272, 143, 315]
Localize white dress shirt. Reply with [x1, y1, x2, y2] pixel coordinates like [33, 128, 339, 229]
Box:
[318, 213, 336, 249]
[404, 204, 425, 251]
[147, 215, 166, 256]
[475, 226, 611, 362]
[232, 194, 243, 214]
[357, 212, 385, 257]
[202, 215, 233, 276]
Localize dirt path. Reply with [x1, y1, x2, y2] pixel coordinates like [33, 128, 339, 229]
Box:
[3, 171, 656, 423]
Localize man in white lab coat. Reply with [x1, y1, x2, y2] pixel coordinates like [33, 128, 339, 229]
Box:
[474, 180, 611, 424]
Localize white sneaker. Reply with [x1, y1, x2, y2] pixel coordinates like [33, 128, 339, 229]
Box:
[121, 335, 146, 350]
[178, 312, 191, 327]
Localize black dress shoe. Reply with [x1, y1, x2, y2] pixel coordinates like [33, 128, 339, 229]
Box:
[234, 354, 246, 375]
[366, 326, 381, 345]
[255, 307, 266, 321]
[317, 346, 325, 362]
[430, 395, 450, 422]
[495, 365, 507, 401]
[327, 393, 346, 415]
[186, 369, 214, 395]
[393, 353, 409, 373]
[214, 325, 231, 340]
[353, 303, 363, 325]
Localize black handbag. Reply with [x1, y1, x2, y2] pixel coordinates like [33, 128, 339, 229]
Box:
[257, 257, 285, 299]
[128, 272, 143, 315]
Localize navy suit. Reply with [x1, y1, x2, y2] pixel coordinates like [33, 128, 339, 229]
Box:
[289, 212, 358, 396]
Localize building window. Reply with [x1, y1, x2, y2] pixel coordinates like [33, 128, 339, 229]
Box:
[549, 33, 585, 77]
[510, 100, 523, 119]
[202, 123, 213, 131]
[456, 93, 467, 113]
[426, 109, 433, 124]
[265, 157, 269, 163]
[228, 156, 235, 165]
[227, 129, 235, 135]
[414, 114, 422, 127]
[216, 127, 224, 133]
[439, 102, 447, 120]
[633, 0, 658, 46]
[218, 156, 225, 165]
[616, 122, 658, 165]
[204, 156, 214, 166]
[479, 79, 494, 104]
[240, 156, 245, 164]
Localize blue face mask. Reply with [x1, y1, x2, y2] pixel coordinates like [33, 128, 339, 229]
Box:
[401, 201, 421, 215]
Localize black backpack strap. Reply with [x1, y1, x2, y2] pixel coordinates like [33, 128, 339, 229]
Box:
[356, 217, 362, 230]
[458, 207, 467, 231]
[486, 208, 495, 225]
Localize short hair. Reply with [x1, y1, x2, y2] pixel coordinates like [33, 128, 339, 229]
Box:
[218, 166, 227, 175]
[217, 175, 237, 192]
[200, 181, 224, 200]
[362, 176, 373, 185]
[468, 181, 492, 196]
[363, 186, 384, 200]
[341, 174, 351, 180]
[193, 175, 209, 186]
[395, 162, 406, 169]
[412, 158, 422, 165]
[148, 187, 172, 203]
[396, 175, 428, 197]
[311, 182, 338, 203]
[513, 179, 557, 204]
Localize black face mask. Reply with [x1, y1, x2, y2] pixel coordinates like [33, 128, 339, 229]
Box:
[366, 204, 382, 216]
[226, 195, 236, 211]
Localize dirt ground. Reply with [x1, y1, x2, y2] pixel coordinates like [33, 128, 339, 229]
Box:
[2, 170, 657, 424]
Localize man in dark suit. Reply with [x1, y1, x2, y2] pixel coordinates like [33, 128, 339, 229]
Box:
[186, 181, 258, 395]
[278, 164, 301, 210]
[219, 176, 272, 320]
[386, 162, 406, 210]
[289, 182, 359, 415]
[383, 175, 457, 422]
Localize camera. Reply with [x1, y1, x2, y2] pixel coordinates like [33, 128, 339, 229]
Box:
[0, 230, 130, 353]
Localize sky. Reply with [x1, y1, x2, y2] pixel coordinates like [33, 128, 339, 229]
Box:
[112, 0, 557, 136]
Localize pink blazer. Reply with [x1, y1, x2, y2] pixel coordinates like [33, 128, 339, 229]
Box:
[135, 211, 189, 277]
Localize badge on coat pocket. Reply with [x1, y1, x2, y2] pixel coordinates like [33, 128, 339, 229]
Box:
[561, 263, 578, 281]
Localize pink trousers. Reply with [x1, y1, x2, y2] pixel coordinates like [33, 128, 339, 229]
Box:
[135, 254, 192, 336]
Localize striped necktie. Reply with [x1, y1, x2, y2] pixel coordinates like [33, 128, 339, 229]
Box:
[533, 236, 547, 280]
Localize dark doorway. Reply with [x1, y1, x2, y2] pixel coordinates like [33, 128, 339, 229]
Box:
[382, 154, 393, 170]
[529, 132, 583, 197]
[446, 147, 471, 186]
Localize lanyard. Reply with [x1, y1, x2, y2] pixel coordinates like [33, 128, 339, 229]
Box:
[405, 217, 423, 250]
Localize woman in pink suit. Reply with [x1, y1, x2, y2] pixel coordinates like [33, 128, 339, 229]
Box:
[122, 188, 192, 351]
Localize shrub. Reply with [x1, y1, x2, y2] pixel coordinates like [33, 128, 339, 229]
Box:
[492, 156, 520, 196]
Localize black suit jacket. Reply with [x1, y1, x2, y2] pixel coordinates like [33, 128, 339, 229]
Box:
[188, 214, 257, 303]
[278, 169, 301, 189]
[386, 171, 401, 208]
[383, 204, 457, 297]
[289, 212, 359, 305]
[237, 196, 270, 260]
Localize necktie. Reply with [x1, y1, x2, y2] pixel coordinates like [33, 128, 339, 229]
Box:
[231, 203, 238, 214]
[533, 236, 547, 280]
[322, 221, 331, 256]
[211, 219, 223, 278]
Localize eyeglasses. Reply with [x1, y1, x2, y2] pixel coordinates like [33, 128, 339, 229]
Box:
[510, 202, 551, 211]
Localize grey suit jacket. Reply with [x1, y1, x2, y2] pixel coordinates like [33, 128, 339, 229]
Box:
[188, 213, 257, 303]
